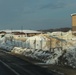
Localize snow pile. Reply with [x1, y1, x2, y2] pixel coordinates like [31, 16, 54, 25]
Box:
[13, 35, 27, 42]
[25, 34, 67, 50]
[61, 30, 73, 40]
[46, 49, 63, 64]
[63, 46, 76, 68]
[11, 47, 63, 64]
[50, 30, 76, 41]
[50, 31, 63, 37]
[11, 47, 50, 60]
[11, 47, 27, 54]
[0, 37, 14, 50]
[0, 30, 76, 68]
[0, 32, 67, 51]
[25, 34, 50, 50]
[0, 34, 27, 50]
[11, 31, 76, 68]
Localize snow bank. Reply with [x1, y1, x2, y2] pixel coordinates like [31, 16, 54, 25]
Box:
[63, 45, 76, 68]
[25, 34, 67, 51]
[0, 30, 76, 68]
[11, 47, 63, 64]
[11, 42, 76, 68]
[11, 31, 76, 68]
[0, 34, 27, 50]
[46, 49, 63, 64]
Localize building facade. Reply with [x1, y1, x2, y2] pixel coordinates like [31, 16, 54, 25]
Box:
[0, 30, 43, 37]
[71, 13, 76, 35]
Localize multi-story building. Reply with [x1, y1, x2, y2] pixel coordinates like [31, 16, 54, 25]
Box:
[71, 13, 76, 35]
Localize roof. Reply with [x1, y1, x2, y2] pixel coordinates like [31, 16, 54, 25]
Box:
[0, 30, 42, 34]
[71, 13, 76, 16]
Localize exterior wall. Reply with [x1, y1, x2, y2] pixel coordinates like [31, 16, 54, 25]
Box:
[72, 15, 76, 27]
[72, 26, 76, 31]
[72, 15, 76, 35]
[72, 33, 76, 36]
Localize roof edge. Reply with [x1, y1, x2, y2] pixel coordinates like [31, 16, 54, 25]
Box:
[71, 13, 76, 16]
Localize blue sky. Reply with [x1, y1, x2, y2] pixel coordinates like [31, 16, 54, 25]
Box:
[0, 0, 75, 30]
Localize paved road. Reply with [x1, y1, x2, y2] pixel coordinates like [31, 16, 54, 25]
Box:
[0, 50, 60, 75]
[0, 61, 17, 75]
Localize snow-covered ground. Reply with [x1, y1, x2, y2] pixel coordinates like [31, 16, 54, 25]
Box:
[0, 30, 76, 68]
